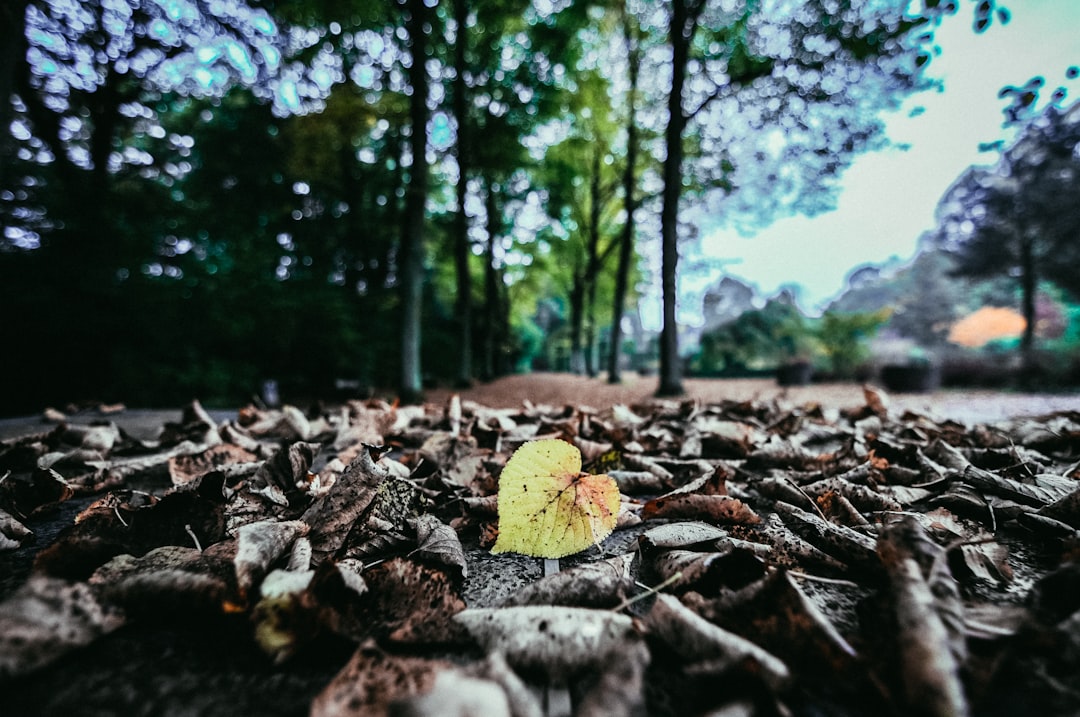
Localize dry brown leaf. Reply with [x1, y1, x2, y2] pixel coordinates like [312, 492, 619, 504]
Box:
[410, 514, 467, 580]
[877, 516, 969, 717]
[499, 553, 635, 608]
[645, 593, 790, 689]
[310, 642, 454, 717]
[301, 445, 388, 563]
[642, 494, 761, 524]
[233, 519, 310, 595]
[0, 576, 123, 678]
[455, 605, 636, 680]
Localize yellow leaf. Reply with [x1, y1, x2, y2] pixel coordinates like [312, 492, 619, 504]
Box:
[492, 439, 621, 559]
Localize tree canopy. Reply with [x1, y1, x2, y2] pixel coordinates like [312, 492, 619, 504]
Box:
[933, 101, 1080, 357]
[0, 0, 1060, 410]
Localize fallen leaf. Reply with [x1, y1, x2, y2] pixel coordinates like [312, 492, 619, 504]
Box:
[234, 519, 311, 595]
[454, 605, 636, 680]
[492, 439, 620, 559]
[642, 494, 761, 524]
[499, 553, 635, 608]
[410, 514, 467, 580]
[645, 593, 790, 689]
[310, 642, 453, 717]
[1, 506, 33, 549]
[0, 576, 124, 677]
[877, 516, 969, 717]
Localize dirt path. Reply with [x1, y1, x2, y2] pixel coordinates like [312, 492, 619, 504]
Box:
[428, 372, 1078, 424]
[1, 373, 1075, 442]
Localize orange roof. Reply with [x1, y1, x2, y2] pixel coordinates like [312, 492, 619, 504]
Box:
[948, 306, 1026, 348]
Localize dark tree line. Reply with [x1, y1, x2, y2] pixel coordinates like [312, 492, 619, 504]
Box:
[0, 0, 1040, 412]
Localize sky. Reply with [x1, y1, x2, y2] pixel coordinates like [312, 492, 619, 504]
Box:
[692, 0, 1080, 317]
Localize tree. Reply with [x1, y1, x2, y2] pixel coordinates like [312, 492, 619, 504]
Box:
[608, 5, 643, 384]
[398, 0, 431, 403]
[449, 0, 473, 387]
[697, 295, 811, 375]
[536, 83, 622, 377]
[933, 101, 1080, 364]
[646, 0, 1006, 396]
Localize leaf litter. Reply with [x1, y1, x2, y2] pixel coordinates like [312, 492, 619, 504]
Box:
[0, 391, 1079, 715]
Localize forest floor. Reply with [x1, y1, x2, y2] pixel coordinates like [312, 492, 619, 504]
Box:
[426, 372, 1080, 423]
[1, 373, 1079, 716]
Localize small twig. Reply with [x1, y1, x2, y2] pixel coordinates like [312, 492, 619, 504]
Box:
[612, 572, 682, 613]
[786, 570, 861, 588]
[185, 524, 203, 552]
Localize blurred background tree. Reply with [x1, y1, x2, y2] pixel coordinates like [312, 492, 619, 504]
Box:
[933, 102, 1080, 369]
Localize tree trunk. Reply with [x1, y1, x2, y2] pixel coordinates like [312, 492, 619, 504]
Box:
[1019, 233, 1036, 372]
[482, 177, 501, 380]
[398, 0, 429, 404]
[609, 12, 640, 384]
[450, 0, 473, 387]
[657, 0, 692, 397]
[569, 275, 586, 374]
[584, 148, 603, 378]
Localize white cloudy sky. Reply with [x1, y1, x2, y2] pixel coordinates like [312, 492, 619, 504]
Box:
[692, 0, 1080, 316]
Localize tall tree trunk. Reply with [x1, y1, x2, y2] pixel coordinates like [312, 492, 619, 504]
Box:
[482, 177, 501, 380]
[657, 0, 693, 397]
[450, 0, 473, 387]
[609, 11, 640, 384]
[398, 0, 429, 403]
[1019, 233, 1036, 373]
[584, 148, 603, 377]
[569, 275, 586, 374]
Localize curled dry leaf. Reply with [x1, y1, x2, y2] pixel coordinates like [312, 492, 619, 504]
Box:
[234, 519, 310, 595]
[420, 432, 483, 488]
[774, 501, 879, 569]
[411, 513, 468, 580]
[0, 576, 124, 678]
[877, 516, 970, 717]
[607, 469, 668, 494]
[90, 544, 238, 616]
[642, 494, 761, 524]
[1, 506, 32, 549]
[249, 441, 319, 500]
[310, 642, 454, 717]
[167, 443, 260, 488]
[455, 605, 636, 681]
[499, 553, 635, 608]
[1037, 485, 1080, 528]
[301, 445, 388, 563]
[640, 521, 730, 550]
[645, 593, 790, 689]
[650, 547, 767, 594]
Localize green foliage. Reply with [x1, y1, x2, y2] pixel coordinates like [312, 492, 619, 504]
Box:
[696, 298, 820, 375]
[817, 309, 892, 378]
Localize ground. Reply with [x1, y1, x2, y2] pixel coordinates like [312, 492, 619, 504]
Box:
[1, 373, 1078, 716]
